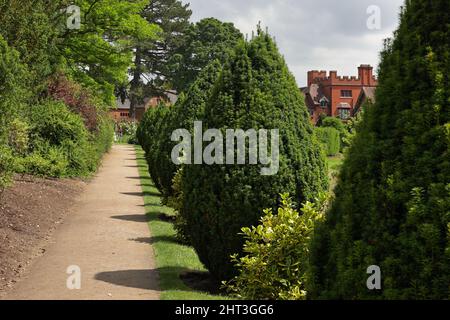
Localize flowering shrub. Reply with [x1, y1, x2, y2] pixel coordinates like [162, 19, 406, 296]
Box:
[225, 193, 329, 300]
[47, 73, 99, 132]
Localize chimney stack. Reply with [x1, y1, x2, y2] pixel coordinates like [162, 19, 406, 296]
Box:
[358, 64, 374, 86]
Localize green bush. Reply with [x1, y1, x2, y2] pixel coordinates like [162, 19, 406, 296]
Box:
[0, 145, 15, 194]
[0, 36, 30, 144]
[15, 148, 68, 178]
[309, 0, 450, 299]
[93, 116, 114, 158]
[146, 61, 223, 200]
[315, 127, 340, 156]
[8, 118, 29, 156]
[226, 193, 329, 300]
[28, 100, 96, 177]
[181, 31, 328, 281]
[166, 168, 191, 245]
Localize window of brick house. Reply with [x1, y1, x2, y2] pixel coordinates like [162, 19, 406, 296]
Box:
[341, 90, 352, 98]
[338, 109, 351, 120]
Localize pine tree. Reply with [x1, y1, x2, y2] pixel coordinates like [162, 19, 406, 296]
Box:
[129, 0, 192, 117]
[181, 30, 328, 281]
[309, 0, 450, 299]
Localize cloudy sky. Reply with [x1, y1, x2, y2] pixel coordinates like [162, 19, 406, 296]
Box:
[186, 0, 404, 86]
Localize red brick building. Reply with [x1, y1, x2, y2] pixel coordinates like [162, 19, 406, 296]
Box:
[301, 65, 378, 124]
[110, 92, 178, 122]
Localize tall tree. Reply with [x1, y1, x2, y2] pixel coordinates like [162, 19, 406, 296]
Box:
[128, 0, 192, 118]
[309, 0, 449, 299]
[171, 17, 243, 93]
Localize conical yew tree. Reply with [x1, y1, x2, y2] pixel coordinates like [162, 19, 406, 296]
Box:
[147, 60, 223, 199]
[181, 30, 328, 281]
[309, 0, 449, 299]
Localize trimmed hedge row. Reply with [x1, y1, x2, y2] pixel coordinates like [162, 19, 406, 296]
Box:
[138, 30, 328, 281]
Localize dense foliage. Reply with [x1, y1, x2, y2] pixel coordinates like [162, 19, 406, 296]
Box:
[315, 127, 341, 156]
[128, 0, 191, 116]
[180, 30, 328, 281]
[310, 0, 450, 299]
[142, 60, 222, 199]
[172, 18, 243, 93]
[0, 0, 157, 190]
[226, 194, 328, 300]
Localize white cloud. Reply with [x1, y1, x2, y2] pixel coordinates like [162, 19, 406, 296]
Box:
[186, 0, 404, 86]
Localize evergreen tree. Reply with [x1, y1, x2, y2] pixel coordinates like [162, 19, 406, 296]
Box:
[309, 0, 450, 299]
[147, 60, 223, 198]
[181, 30, 328, 281]
[171, 18, 243, 93]
[129, 0, 192, 117]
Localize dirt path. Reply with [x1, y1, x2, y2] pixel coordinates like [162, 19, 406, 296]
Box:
[2, 145, 160, 300]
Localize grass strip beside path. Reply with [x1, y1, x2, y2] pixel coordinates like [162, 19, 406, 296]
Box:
[135, 145, 227, 300]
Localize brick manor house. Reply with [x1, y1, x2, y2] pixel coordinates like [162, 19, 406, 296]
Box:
[301, 64, 378, 124]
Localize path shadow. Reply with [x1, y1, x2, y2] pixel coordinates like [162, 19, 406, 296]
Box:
[126, 176, 151, 181]
[124, 165, 147, 168]
[94, 267, 222, 294]
[121, 191, 161, 197]
[111, 214, 151, 222]
[95, 269, 160, 291]
[129, 236, 179, 245]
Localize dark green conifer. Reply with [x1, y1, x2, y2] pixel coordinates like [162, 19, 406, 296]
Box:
[309, 0, 450, 299]
[181, 30, 328, 281]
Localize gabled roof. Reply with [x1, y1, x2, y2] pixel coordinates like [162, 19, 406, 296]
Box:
[361, 87, 376, 101]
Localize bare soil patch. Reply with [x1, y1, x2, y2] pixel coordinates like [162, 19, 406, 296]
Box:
[0, 175, 85, 296]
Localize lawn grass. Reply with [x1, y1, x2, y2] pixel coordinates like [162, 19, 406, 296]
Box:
[115, 134, 134, 145]
[327, 154, 344, 173]
[327, 154, 344, 192]
[135, 145, 228, 300]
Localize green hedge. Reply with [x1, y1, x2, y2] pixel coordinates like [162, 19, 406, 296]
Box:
[315, 127, 340, 156]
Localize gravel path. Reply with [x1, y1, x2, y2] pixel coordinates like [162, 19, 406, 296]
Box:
[3, 145, 160, 300]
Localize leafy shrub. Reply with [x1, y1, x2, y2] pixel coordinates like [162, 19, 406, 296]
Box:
[8, 118, 29, 156]
[146, 61, 222, 199]
[315, 127, 340, 156]
[28, 100, 96, 177]
[47, 72, 99, 132]
[181, 31, 328, 281]
[226, 193, 329, 300]
[137, 104, 171, 193]
[166, 168, 191, 245]
[310, 0, 450, 299]
[0, 36, 30, 143]
[15, 148, 68, 178]
[0, 145, 15, 195]
[93, 116, 114, 158]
